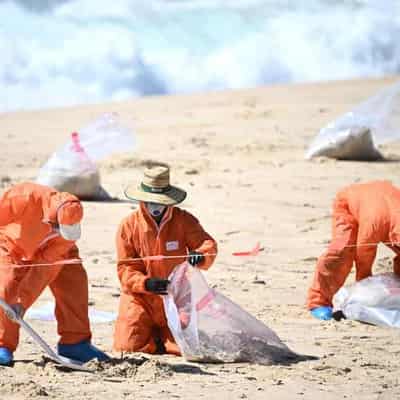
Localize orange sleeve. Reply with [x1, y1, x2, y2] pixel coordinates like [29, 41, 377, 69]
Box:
[0, 193, 29, 226]
[116, 217, 148, 294]
[183, 211, 217, 270]
[388, 208, 400, 246]
[388, 214, 400, 275]
[38, 237, 77, 262]
[355, 224, 380, 281]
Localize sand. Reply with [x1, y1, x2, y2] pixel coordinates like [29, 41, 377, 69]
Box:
[1, 76, 400, 399]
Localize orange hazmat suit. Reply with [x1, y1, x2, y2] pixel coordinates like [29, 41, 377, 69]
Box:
[307, 180, 400, 310]
[113, 202, 217, 354]
[0, 182, 91, 351]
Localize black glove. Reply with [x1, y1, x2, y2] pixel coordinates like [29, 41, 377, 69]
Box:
[332, 310, 346, 321]
[145, 278, 169, 294]
[188, 251, 204, 267]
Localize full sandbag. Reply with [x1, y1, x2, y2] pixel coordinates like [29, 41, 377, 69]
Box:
[163, 262, 297, 365]
[37, 112, 135, 199]
[333, 273, 400, 328]
[306, 80, 400, 160]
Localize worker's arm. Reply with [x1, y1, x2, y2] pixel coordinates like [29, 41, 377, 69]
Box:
[116, 218, 148, 294]
[183, 211, 217, 270]
[0, 194, 29, 226]
[388, 224, 400, 276]
[391, 249, 400, 277]
[355, 226, 380, 281]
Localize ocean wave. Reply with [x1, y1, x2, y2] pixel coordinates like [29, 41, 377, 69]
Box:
[1, 0, 400, 112]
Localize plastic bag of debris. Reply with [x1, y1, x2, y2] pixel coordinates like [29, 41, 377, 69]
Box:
[333, 273, 400, 328]
[306, 81, 400, 160]
[163, 262, 297, 365]
[37, 113, 135, 200]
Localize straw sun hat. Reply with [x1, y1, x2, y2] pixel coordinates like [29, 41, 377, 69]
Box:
[124, 165, 187, 205]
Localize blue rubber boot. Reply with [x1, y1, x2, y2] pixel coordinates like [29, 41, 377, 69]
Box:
[310, 306, 333, 320]
[57, 340, 110, 363]
[0, 347, 13, 366]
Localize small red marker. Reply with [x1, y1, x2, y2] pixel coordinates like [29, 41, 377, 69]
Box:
[232, 242, 262, 256]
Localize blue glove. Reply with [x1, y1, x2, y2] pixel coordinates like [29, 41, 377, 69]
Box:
[310, 306, 333, 320]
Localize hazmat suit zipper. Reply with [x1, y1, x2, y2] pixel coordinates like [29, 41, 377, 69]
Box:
[155, 210, 173, 258]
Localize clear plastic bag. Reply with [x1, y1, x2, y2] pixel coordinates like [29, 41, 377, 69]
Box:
[333, 273, 400, 328]
[306, 81, 400, 160]
[163, 262, 297, 364]
[37, 113, 135, 199]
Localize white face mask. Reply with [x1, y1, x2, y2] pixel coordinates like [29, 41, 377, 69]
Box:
[146, 203, 166, 218]
[58, 223, 81, 241]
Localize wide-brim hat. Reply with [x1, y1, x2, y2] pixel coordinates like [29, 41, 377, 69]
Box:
[124, 165, 187, 205]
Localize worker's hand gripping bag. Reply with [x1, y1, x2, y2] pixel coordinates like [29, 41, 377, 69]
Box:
[163, 263, 297, 365]
[37, 113, 135, 199]
[333, 273, 400, 328]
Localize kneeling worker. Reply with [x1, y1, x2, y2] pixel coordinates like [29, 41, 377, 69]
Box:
[114, 165, 217, 354]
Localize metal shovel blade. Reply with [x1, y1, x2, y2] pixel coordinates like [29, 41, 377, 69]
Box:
[0, 298, 91, 372]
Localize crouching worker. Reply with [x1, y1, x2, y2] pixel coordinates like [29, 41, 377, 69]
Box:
[0, 182, 109, 365]
[113, 165, 217, 354]
[307, 180, 400, 320]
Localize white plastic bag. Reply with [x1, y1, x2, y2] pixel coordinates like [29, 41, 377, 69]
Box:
[25, 302, 116, 324]
[333, 273, 400, 328]
[306, 81, 400, 160]
[37, 113, 135, 199]
[163, 263, 297, 364]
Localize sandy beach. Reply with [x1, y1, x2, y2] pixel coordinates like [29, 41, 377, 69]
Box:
[1, 76, 400, 399]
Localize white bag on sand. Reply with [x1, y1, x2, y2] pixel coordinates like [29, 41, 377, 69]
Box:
[37, 113, 135, 199]
[333, 273, 400, 328]
[25, 302, 116, 324]
[163, 263, 297, 365]
[306, 127, 383, 161]
[306, 80, 400, 160]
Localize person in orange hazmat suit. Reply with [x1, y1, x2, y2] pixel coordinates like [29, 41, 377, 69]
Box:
[113, 165, 218, 354]
[307, 180, 400, 320]
[0, 182, 109, 365]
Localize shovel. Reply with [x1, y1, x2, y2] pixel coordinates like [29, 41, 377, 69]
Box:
[0, 298, 91, 372]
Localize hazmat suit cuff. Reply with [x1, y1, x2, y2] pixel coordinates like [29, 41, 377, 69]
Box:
[196, 244, 217, 270]
[130, 276, 148, 294]
[307, 300, 332, 310]
[196, 257, 208, 270]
